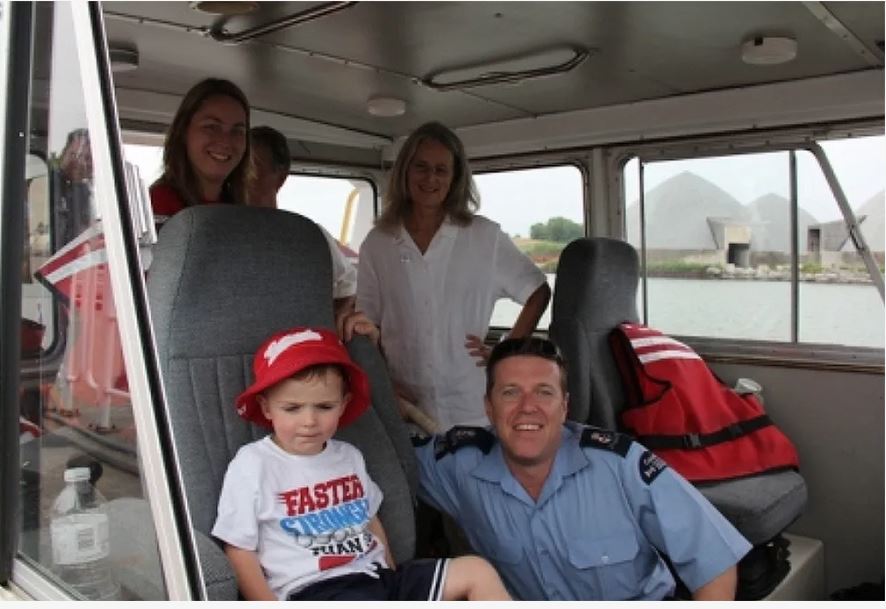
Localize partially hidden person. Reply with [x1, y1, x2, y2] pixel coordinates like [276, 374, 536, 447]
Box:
[247, 125, 358, 335]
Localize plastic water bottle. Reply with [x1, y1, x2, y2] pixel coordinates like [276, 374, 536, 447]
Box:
[50, 467, 120, 600]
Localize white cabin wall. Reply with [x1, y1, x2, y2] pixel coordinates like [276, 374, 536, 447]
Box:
[709, 361, 885, 595]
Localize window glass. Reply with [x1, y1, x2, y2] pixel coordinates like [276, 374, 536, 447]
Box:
[122, 143, 163, 186]
[121, 145, 376, 259]
[797, 137, 885, 348]
[23, 159, 56, 354]
[624, 135, 885, 348]
[18, 3, 167, 599]
[627, 151, 792, 341]
[277, 174, 374, 255]
[474, 165, 584, 328]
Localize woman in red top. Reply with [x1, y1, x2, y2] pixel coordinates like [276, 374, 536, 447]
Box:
[151, 78, 251, 225]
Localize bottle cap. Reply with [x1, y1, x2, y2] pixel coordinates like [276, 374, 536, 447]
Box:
[63, 467, 91, 483]
[734, 377, 762, 395]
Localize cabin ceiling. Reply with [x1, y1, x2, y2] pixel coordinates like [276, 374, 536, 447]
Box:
[103, 1, 884, 152]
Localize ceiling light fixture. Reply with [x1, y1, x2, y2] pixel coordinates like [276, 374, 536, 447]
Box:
[189, 1, 258, 16]
[109, 46, 139, 73]
[423, 46, 589, 92]
[208, 2, 356, 44]
[741, 36, 798, 65]
[367, 96, 407, 117]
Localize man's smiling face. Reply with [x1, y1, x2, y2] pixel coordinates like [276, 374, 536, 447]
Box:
[485, 355, 568, 470]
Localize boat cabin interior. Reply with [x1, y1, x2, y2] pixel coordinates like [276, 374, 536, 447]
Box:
[3, 0, 883, 601]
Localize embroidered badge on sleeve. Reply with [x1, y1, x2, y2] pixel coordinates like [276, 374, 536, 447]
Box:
[639, 450, 668, 485]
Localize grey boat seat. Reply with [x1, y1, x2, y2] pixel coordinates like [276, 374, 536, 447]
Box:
[147, 205, 416, 600]
[548, 237, 807, 546]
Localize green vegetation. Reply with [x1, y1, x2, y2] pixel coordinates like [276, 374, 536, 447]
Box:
[521, 240, 564, 258]
[529, 217, 583, 243]
[538, 260, 559, 273]
[514, 238, 564, 273]
[800, 262, 824, 274]
[645, 260, 712, 277]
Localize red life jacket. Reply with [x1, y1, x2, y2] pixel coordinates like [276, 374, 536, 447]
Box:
[610, 322, 799, 483]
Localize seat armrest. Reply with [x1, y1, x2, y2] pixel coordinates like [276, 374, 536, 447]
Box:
[194, 530, 239, 601]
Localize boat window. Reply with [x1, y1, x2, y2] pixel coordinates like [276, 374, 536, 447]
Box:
[278, 174, 376, 255]
[122, 143, 163, 187]
[474, 165, 585, 329]
[797, 136, 885, 348]
[121, 142, 375, 257]
[16, 2, 169, 599]
[22, 155, 56, 357]
[623, 134, 884, 349]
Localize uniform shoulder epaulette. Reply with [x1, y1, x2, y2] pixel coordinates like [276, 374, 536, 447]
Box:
[580, 426, 633, 458]
[435, 426, 495, 460]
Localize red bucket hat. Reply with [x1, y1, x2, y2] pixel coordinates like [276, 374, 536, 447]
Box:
[236, 327, 370, 429]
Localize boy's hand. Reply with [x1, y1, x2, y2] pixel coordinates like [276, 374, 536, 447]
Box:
[367, 516, 396, 571]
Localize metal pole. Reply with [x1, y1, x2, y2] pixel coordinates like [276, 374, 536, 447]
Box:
[807, 142, 885, 302]
[638, 160, 648, 323]
[789, 150, 799, 342]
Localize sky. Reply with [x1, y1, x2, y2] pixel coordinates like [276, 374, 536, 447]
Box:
[124, 134, 884, 240]
[624, 135, 885, 224]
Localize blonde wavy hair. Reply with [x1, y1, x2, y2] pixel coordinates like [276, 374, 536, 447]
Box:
[376, 121, 479, 231]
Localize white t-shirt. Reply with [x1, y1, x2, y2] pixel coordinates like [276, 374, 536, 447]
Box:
[356, 215, 546, 430]
[212, 437, 386, 600]
[319, 225, 357, 299]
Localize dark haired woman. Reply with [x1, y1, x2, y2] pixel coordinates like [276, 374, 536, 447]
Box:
[150, 78, 250, 224]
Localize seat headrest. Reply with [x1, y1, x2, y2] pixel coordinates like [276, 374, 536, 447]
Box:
[148, 205, 335, 360]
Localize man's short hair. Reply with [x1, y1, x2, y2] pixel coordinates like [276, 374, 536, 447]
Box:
[250, 125, 290, 172]
[485, 336, 569, 396]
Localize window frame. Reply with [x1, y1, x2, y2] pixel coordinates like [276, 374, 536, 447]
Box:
[0, 0, 37, 585]
[607, 120, 885, 371]
[76, 2, 198, 599]
[19, 149, 65, 363]
[5, 2, 198, 600]
[281, 168, 380, 245]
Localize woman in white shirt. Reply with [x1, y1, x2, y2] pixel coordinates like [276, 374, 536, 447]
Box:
[357, 122, 551, 431]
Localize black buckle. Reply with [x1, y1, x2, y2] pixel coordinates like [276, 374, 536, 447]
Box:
[727, 423, 743, 439]
[683, 433, 702, 449]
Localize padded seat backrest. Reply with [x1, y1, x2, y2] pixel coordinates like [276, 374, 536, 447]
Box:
[147, 205, 414, 599]
[549, 237, 640, 427]
[549, 237, 807, 553]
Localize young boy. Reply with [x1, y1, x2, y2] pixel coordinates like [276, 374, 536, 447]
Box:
[212, 326, 511, 601]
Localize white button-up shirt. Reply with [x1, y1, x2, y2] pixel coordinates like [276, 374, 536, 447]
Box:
[357, 215, 546, 430]
[319, 225, 357, 299]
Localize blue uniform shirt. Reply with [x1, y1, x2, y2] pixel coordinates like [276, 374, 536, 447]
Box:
[415, 422, 752, 600]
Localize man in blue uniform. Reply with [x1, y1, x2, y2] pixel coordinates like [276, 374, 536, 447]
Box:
[414, 336, 751, 600]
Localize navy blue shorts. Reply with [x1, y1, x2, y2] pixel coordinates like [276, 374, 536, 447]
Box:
[287, 559, 450, 601]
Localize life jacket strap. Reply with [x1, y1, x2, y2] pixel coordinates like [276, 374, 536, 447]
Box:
[633, 414, 773, 450]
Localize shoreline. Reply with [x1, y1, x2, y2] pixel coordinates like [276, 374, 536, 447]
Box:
[644, 268, 877, 285]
